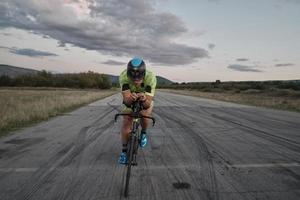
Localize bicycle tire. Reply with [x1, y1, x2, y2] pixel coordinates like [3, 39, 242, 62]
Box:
[124, 134, 136, 197]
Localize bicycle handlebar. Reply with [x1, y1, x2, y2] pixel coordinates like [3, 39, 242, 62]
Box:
[114, 113, 156, 126]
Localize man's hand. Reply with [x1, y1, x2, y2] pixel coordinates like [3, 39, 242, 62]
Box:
[138, 93, 152, 109]
[122, 91, 151, 108]
[137, 93, 146, 102]
[130, 92, 139, 101]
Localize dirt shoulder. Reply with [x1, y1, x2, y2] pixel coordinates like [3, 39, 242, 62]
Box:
[0, 88, 117, 137]
[159, 89, 300, 112]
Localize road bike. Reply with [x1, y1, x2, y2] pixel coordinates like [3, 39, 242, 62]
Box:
[115, 99, 155, 197]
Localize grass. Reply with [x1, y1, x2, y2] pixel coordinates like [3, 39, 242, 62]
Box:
[159, 88, 300, 112]
[0, 88, 117, 137]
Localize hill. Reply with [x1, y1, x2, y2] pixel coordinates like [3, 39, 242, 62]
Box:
[106, 74, 173, 85]
[107, 74, 119, 84]
[0, 64, 39, 77]
[156, 76, 173, 85]
[0, 64, 174, 85]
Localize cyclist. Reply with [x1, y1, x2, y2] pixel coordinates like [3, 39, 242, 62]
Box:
[118, 57, 157, 164]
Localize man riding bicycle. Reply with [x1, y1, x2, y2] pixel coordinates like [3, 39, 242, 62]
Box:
[118, 57, 157, 164]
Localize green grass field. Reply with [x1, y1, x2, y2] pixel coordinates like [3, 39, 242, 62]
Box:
[0, 88, 117, 137]
[160, 89, 300, 112]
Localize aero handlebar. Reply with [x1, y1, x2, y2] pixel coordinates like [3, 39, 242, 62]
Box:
[114, 113, 156, 126]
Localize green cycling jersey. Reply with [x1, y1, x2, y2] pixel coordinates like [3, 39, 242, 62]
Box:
[119, 69, 157, 97]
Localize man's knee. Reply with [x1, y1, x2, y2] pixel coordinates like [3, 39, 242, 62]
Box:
[140, 107, 153, 116]
[122, 116, 132, 130]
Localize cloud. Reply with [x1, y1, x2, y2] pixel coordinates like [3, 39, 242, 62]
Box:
[274, 0, 300, 10]
[275, 63, 294, 67]
[0, 32, 11, 36]
[285, 0, 300, 4]
[208, 43, 215, 50]
[102, 59, 126, 66]
[228, 64, 263, 72]
[236, 58, 249, 62]
[0, 46, 57, 57]
[10, 48, 58, 57]
[0, 0, 208, 66]
[57, 41, 66, 47]
[0, 46, 9, 50]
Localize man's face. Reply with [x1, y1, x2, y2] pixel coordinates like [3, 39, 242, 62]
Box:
[128, 68, 144, 85]
[133, 78, 143, 85]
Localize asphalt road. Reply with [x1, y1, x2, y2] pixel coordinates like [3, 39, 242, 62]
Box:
[0, 91, 300, 200]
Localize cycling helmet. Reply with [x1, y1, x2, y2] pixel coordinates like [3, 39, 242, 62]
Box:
[127, 57, 146, 81]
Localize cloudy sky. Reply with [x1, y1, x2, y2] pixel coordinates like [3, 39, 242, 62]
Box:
[0, 0, 299, 82]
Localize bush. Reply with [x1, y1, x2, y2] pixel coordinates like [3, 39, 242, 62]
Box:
[0, 71, 112, 89]
[0, 75, 12, 86]
[241, 89, 262, 94]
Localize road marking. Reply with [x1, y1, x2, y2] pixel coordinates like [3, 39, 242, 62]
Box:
[228, 163, 300, 168]
[0, 168, 38, 172]
[0, 164, 201, 173]
[137, 164, 201, 170]
[2, 163, 298, 173]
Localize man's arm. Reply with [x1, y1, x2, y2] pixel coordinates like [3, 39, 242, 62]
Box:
[121, 84, 139, 107]
[141, 73, 156, 109]
[142, 94, 153, 109]
[123, 90, 152, 109]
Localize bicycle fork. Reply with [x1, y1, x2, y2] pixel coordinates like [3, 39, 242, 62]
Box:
[127, 134, 139, 166]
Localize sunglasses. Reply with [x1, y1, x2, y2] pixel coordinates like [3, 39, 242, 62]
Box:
[129, 69, 145, 80]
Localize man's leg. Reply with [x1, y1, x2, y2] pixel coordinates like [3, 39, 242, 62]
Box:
[139, 102, 153, 147]
[118, 115, 132, 164]
[121, 115, 132, 146]
[140, 105, 153, 129]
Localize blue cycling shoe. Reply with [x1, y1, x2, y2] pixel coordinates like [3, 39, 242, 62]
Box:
[118, 152, 127, 165]
[140, 133, 147, 148]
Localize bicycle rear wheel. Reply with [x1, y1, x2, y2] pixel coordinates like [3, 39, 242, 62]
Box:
[124, 134, 136, 197]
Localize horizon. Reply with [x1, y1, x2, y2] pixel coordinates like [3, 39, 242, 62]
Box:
[1, 63, 299, 83]
[0, 0, 299, 82]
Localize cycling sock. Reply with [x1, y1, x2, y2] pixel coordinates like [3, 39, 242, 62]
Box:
[141, 129, 147, 134]
[122, 144, 127, 153]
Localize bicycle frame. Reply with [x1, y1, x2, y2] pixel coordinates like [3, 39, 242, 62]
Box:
[114, 100, 155, 197]
[114, 101, 156, 126]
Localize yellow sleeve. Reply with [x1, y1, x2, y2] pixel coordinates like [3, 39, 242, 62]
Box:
[145, 72, 157, 97]
[119, 70, 128, 89]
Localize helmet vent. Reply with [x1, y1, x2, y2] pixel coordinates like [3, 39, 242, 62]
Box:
[131, 58, 143, 67]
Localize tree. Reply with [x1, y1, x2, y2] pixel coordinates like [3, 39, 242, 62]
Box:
[0, 75, 12, 86]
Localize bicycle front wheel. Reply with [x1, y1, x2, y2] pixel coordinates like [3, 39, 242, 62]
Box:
[124, 135, 136, 197]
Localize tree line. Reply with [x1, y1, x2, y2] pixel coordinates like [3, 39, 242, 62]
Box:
[158, 80, 300, 92]
[0, 70, 111, 89]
